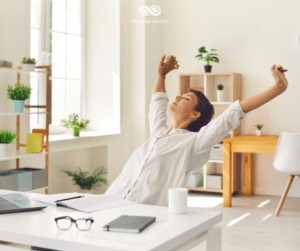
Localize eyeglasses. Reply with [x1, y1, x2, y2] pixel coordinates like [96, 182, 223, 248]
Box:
[54, 216, 94, 231]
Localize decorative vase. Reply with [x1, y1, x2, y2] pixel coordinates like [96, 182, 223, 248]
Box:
[255, 130, 262, 136]
[65, 128, 73, 135]
[204, 65, 212, 73]
[73, 127, 80, 137]
[13, 100, 25, 113]
[21, 63, 36, 71]
[0, 144, 10, 157]
[217, 90, 224, 102]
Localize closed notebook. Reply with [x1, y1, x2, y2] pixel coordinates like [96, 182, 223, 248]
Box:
[26, 133, 43, 153]
[102, 215, 156, 234]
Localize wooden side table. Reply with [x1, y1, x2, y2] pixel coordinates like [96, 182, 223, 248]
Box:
[222, 135, 279, 207]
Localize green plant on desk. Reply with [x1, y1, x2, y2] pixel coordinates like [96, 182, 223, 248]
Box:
[62, 166, 108, 191]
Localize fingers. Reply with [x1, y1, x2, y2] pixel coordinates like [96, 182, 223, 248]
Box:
[159, 54, 166, 66]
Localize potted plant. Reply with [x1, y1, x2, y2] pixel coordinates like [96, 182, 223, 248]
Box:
[255, 124, 263, 136]
[195, 46, 219, 73]
[217, 84, 224, 102]
[0, 130, 18, 157]
[62, 166, 108, 193]
[21, 57, 36, 71]
[7, 81, 32, 113]
[62, 113, 90, 137]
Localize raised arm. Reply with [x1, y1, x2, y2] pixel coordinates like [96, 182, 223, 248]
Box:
[152, 54, 179, 95]
[239, 64, 288, 113]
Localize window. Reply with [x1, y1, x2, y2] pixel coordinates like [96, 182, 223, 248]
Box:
[30, 0, 84, 133]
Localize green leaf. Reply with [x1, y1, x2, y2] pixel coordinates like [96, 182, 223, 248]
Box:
[198, 46, 207, 53]
[62, 166, 108, 190]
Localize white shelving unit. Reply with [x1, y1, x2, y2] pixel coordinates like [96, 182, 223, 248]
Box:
[179, 72, 242, 194]
[0, 65, 50, 194]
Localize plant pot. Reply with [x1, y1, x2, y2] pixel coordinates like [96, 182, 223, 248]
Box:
[204, 65, 212, 73]
[0, 144, 11, 157]
[217, 90, 224, 102]
[13, 100, 25, 113]
[21, 63, 36, 71]
[255, 130, 262, 136]
[73, 127, 80, 137]
[65, 128, 73, 135]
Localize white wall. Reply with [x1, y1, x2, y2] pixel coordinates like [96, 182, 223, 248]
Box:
[1, 0, 300, 198]
[156, 0, 300, 197]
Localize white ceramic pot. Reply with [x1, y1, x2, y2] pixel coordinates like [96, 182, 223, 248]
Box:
[21, 63, 36, 71]
[217, 90, 224, 102]
[65, 128, 73, 135]
[0, 144, 10, 157]
[255, 130, 262, 136]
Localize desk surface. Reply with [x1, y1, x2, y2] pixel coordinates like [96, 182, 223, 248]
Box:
[223, 135, 279, 143]
[0, 190, 222, 251]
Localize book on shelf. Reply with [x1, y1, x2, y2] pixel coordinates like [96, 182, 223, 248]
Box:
[26, 133, 43, 153]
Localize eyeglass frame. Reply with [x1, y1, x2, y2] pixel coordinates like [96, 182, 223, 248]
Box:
[54, 216, 94, 231]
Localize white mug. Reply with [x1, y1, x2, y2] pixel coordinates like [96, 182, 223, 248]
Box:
[168, 188, 188, 214]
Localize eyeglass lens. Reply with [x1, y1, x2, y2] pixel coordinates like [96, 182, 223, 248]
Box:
[56, 218, 92, 230]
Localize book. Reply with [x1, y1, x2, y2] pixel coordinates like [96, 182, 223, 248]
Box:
[32, 129, 47, 152]
[102, 215, 156, 234]
[54, 194, 134, 213]
[25, 133, 43, 153]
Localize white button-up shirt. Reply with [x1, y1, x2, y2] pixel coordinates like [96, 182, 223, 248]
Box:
[104, 92, 247, 206]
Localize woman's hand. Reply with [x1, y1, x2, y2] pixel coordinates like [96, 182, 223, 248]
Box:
[158, 54, 179, 76]
[270, 64, 288, 91]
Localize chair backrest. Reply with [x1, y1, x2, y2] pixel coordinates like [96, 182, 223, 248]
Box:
[273, 132, 300, 175]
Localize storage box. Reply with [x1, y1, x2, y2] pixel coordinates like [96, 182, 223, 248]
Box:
[0, 168, 47, 191]
[210, 143, 223, 160]
[187, 172, 203, 188]
[20, 167, 47, 190]
[206, 174, 223, 190]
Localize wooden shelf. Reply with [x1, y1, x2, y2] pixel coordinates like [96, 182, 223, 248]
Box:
[180, 72, 242, 194]
[0, 111, 48, 116]
[208, 159, 223, 163]
[0, 65, 50, 194]
[0, 149, 48, 161]
[0, 66, 46, 73]
[187, 186, 223, 193]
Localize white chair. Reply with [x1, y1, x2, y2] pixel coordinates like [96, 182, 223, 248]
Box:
[273, 132, 300, 216]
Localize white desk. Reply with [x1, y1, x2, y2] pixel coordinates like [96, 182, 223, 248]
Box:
[0, 190, 222, 251]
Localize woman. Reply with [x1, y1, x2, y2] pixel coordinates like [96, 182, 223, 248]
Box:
[105, 54, 288, 207]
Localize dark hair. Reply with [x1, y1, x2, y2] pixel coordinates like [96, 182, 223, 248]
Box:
[186, 89, 214, 132]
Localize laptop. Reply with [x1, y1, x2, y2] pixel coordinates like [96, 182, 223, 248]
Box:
[0, 193, 47, 214]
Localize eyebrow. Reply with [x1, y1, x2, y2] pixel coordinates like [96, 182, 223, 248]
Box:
[183, 94, 193, 99]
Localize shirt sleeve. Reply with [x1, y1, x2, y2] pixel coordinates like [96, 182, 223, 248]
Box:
[148, 92, 169, 138]
[191, 100, 247, 157]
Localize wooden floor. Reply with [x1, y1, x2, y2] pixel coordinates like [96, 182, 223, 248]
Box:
[2, 193, 300, 251]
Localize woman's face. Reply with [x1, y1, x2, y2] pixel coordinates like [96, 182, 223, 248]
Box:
[167, 92, 200, 120]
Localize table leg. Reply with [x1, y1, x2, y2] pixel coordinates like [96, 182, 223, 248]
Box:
[206, 226, 222, 251]
[245, 153, 253, 196]
[223, 143, 232, 207]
